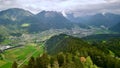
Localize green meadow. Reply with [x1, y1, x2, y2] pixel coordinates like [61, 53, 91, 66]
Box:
[0, 43, 44, 68]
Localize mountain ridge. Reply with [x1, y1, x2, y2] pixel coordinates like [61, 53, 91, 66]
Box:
[66, 13, 120, 27]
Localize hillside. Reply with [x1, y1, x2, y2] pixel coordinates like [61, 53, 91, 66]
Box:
[44, 34, 120, 68]
[45, 34, 89, 54]
[0, 8, 34, 37]
[109, 22, 120, 33]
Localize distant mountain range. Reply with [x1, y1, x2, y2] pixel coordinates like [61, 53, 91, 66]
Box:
[0, 8, 89, 32]
[0, 8, 120, 33]
[21, 11, 74, 32]
[67, 13, 120, 28]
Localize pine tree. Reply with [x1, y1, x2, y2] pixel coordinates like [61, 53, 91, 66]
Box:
[52, 60, 59, 68]
[65, 53, 72, 63]
[12, 61, 17, 68]
[0, 54, 3, 60]
[28, 57, 35, 68]
[57, 52, 65, 67]
[35, 53, 50, 68]
[115, 60, 120, 68]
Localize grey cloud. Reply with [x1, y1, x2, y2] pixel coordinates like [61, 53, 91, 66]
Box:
[0, 0, 120, 16]
[69, 0, 120, 16]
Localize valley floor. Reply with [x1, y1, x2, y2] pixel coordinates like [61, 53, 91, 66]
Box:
[0, 43, 44, 68]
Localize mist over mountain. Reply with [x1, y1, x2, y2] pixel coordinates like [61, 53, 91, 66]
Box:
[66, 13, 120, 27]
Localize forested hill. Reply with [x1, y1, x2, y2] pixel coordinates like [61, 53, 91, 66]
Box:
[44, 34, 120, 68]
[45, 34, 89, 54]
[11, 34, 120, 68]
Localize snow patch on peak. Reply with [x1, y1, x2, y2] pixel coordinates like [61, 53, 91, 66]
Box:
[102, 12, 106, 16]
[62, 10, 67, 17]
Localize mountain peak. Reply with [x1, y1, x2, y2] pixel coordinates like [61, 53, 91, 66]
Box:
[37, 11, 63, 18]
[0, 8, 33, 15]
[0, 8, 33, 21]
[102, 12, 106, 16]
[62, 10, 67, 17]
[2, 8, 26, 11]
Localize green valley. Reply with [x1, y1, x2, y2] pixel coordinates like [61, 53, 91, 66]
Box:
[0, 6, 120, 68]
[0, 43, 44, 68]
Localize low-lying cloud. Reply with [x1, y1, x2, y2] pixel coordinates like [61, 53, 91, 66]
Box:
[0, 0, 120, 16]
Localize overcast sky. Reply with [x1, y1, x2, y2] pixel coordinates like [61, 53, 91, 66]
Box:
[0, 0, 120, 16]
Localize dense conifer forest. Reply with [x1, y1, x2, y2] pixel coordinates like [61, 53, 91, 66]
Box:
[11, 34, 120, 68]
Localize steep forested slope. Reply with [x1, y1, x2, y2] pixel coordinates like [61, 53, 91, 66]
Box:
[109, 22, 120, 33]
[45, 34, 120, 68]
[11, 34, 120, 68]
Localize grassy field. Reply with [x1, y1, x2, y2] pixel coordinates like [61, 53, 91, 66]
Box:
[0, 43, 44, 68]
